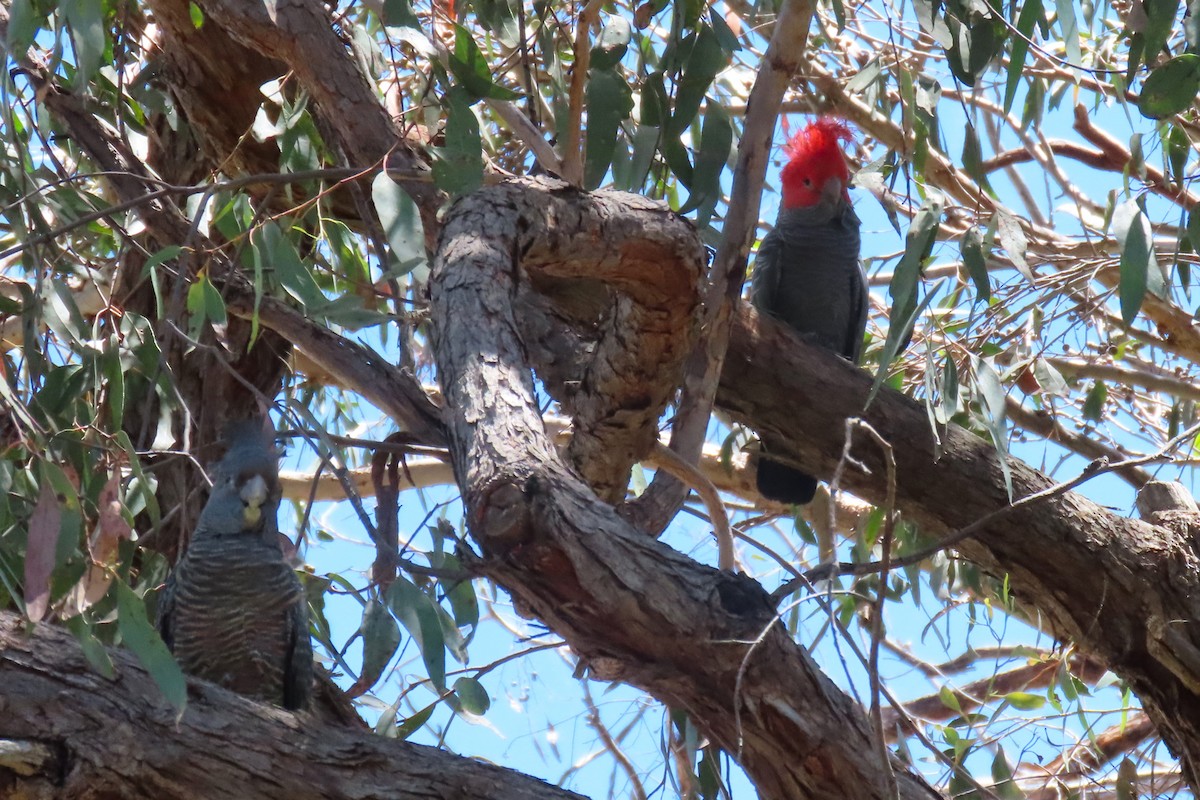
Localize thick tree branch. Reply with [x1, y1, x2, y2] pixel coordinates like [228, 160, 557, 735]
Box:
[429, 188, 941, 799]
[0, 613, 584, 800]
[433, 177, 704, 500]
[719, 309, 1200, 786]
[192, 0, 443, 216]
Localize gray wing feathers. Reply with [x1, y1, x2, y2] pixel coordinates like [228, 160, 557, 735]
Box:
[750, 229, 784, 316]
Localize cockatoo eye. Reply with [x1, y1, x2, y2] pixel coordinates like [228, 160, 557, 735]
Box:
[803, 178, 813, 187]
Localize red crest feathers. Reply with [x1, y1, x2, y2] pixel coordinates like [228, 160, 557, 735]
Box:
[783, 117, 854, 167]
[780, 116, 855, 209]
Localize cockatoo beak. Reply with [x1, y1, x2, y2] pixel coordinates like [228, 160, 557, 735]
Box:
[821, 176, 846, 206]
[240, 473, 269, 527]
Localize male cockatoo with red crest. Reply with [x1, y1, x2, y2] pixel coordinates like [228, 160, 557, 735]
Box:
[750, 116, 867, 505]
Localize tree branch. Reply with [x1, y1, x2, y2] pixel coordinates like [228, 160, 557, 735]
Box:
[718, 308, 1200, 784]
[429, 185, 942, 799]
[0, 613, 585, 800]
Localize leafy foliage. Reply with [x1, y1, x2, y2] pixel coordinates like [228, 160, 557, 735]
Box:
[0, 0, 1196, 794]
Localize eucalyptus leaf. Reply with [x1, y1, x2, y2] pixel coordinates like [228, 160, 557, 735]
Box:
[371, 171, 427, 274]
[1139, 54, 1200, 118]
[117, 581, 187, 713]
[584, 69, 634, 189]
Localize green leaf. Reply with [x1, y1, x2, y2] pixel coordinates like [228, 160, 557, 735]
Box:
[668, 25, 728, 137]
[448, 24, 520, 101]
[394, 703, 435, 739]
[433, 88, 484, 197]
[103, 338, 125, 428]
[1116, 758, 1137, 800]
[1032, 358, 1069, 396]
[1083, 380, 1108, 421]
[708, 7, 742, 50]
[453, 676, 491, 714]
[1187, 0, 1200, 50]
[1139, 54, 1200, 118]
[961, 126, 991, 193]
[876, 193, 942, 380]
[381, 0, 421, 28]
[1188, 203, 1200, 252]
[371, 171, 427, 275]
[640, 72, 669, 128]
[475, 0, 521, 46]
[677, 101, 732, 223]
[994, 209, 1032, 281]
[65, 615, 116, 679]
[1113, 200, 1154, 324]
[387, 577, 447, 692]
[1055, 0, 1081, 66]
[990, 748, 1024, 800]
[1003, 691, 1046, 710]
[961, 227, 991, 302]
[439, 553, 480, 635]
[188, 1, 204, 27]
[1004, 0, 1043, 113]
[583, 68, 634, 189]
[256, 221, 325, 309]
[846, 57, 882, 94]
[940, 353, 960, 423]
[974, 356, 1013, 500]
[116, 581, 187, 713]
[1143, 0, 1180, 64]
[63, 0, 106, 88]
[589, 16, 631, 70]
[348, 599, 402, 697]
[938, 685, 963, 712]
[1165, 122, 1190, 188]
[6, 0, 41, 56]
[623, 124, 660, 191]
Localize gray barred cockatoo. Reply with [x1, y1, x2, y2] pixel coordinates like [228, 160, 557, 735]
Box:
[157, 420, 312, 710]
[750, 117, 867, 505]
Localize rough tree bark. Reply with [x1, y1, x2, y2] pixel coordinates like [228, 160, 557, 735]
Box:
[0, 613, 585, 800]
[429, 184, 941, 800]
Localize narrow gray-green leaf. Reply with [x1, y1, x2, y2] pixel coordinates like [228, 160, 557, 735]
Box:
[255, 222, 326, 309]
[1004, 0, 1042, 114]
[1113, 200, 1153, 324]
[974, 356, 1013, 500]
[65, 615, 116, 679]
[433, 88, 484, 197]
[961, 227, 991, 302]
[6, 0, 41, 56]
[116, 581, 187, 713]
[994, 209, 1032, 281]
[678, 101, 732, 223]
[583, 68, 634, 189]
[347, 599, 402, 697]
[669, 25, 728, 137]
[846, 57, 882, 94]
[371, 171, 426, 275]
[1055, 0, 1081, 67]
[63, 0, 105, 88]
[387, 577, 447, 692]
